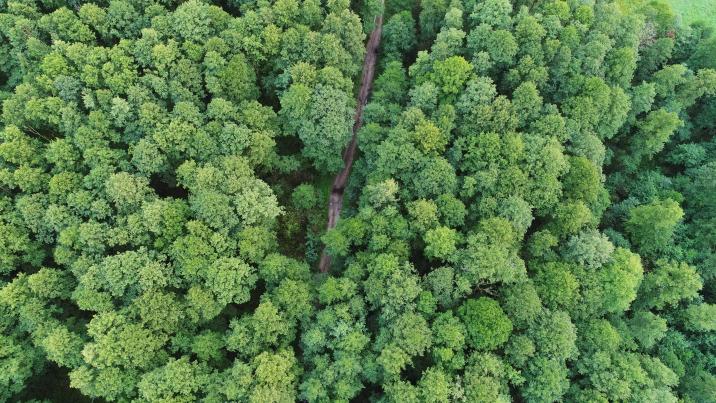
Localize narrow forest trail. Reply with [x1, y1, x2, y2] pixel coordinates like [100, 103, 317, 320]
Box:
[318, 15, 383, 273]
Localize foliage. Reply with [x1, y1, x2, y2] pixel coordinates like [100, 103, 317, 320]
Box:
[1, 0, 715, 401]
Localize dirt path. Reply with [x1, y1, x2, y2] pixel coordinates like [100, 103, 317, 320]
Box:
[319, 15, 383, 273]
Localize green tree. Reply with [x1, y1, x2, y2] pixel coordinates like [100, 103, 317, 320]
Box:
[625, 198, 684, 257]
[424, 226, 458, 261]
[458, 297, 513, 351]
[635, 260, 703, 311]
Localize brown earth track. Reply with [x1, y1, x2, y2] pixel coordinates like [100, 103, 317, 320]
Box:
[318, 15, 383, 273]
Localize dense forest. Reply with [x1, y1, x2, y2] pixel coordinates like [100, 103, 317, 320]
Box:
[0, 0, 715, 401]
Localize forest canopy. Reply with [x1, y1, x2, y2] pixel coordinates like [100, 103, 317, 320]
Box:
[1, 0, 715, 402]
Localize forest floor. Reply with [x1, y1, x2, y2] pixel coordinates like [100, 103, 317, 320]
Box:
[318, 15, 384, 273]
